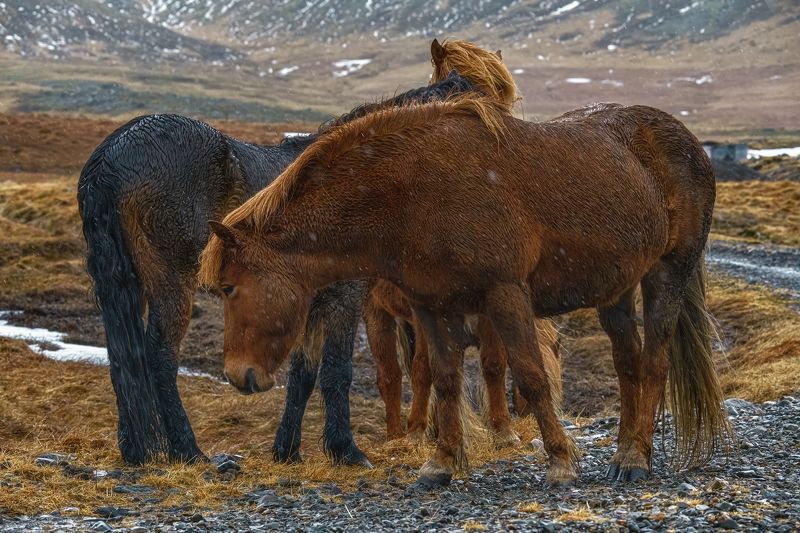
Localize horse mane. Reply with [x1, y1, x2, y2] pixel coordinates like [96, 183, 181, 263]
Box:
[318, 69, 479, 133]
[198, 95, 506, 287]
[431, 39, 519, 113]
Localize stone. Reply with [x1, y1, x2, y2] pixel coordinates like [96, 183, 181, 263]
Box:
[34, 453, 74, 466]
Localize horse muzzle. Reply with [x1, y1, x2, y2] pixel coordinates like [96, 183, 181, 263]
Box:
[225, 368, 276, 395]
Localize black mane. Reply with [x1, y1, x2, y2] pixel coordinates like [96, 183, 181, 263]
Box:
[319, 70, 479, 133]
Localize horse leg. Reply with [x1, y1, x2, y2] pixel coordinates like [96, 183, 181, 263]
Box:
[485, 283, 579, 485]
[598, 288, 646, 481]
[411, 306, 467, 489]
[476, 317, 519, 448]
[406, 319, 431, 441]
[144, 279, 204, 463]
[314, 282, 371, 467]
[363, 298, 405, 440]
[627, 260, 689, 479]
[272, 348, 318, 463]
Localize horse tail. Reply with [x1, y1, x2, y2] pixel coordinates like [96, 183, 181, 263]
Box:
[77, 141, 165, 462]
[666, 257, 734, 468]
[394, 318, 415, 380]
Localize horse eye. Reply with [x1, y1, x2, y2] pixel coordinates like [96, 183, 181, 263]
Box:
[221, 285, 235, 297]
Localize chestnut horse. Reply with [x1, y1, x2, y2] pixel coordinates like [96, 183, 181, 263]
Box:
[200, 95, 730, 488]
[430, 38, 734, 479]
[77, 70, 480, 465]
[364, 279, 561, 444]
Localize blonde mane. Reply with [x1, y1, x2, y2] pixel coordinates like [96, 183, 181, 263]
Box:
[198, 95, 506, 287]
[431, 39, 519, 114]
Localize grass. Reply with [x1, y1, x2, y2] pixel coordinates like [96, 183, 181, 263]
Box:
[0, 337, 546, 517]
[712, 180, 800, 246]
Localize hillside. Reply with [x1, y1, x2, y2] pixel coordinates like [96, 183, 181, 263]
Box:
[0, 0, 798, 138]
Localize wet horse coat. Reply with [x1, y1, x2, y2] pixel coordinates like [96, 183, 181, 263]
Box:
[200, 96, 728, 486]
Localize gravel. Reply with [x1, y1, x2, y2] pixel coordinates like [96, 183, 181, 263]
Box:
[3, 396, 798, 532]
[707, 240, 800, 303]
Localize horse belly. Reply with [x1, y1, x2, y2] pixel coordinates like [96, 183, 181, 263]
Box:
[529, 240, 658, 315]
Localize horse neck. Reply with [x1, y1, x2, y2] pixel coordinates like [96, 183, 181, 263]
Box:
[227, 135, 316, 195]
[269, 186, 390, 289]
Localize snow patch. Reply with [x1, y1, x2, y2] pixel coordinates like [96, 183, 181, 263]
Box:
[332, 58, 371, 77]
[0, 312, 219, 380]
[551, 1, 580, 17]
[747, 147, 800, 159]
[278, 65, 299, 76]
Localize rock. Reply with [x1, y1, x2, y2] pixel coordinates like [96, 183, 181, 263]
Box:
[718, 516, 738, 529]
[211, 454, 243, 475]
[89, 521, 113, 532]
[34, 453, 74, 466]
[724, 398, 756, 416]
[95, 506, 129, 519]
[256, 490, 280, 510]
[112, 484, 156, 495]
[678, 482, 697, 494]
[528, 439, 545, 454]
[705, 477, 729, 491]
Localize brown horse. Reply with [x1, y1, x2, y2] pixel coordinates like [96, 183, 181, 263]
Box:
[364, 279, 561, 444]
[430, 38, 734, 479]
[199, 93, 730, 488]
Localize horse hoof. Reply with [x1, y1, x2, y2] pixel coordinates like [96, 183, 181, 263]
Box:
[545, 459, 579, 487]
[333, 447, 372, 469]
[607, 463, 649, 482]
[406, 472, 452, 494]
[406, 429, 427, 444]
[494, 429, 522, 449]
[273, 449, 303, 464]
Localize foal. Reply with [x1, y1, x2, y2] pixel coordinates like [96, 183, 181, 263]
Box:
[364, 279, 561, 445]
[200, 95, 730, 487]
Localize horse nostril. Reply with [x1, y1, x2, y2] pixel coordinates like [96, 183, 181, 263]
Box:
[244, 368, 259, 393]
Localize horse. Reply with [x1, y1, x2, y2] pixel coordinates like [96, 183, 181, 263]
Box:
[364, 279, 562, 445]
[77, 70, 482, 466]
[431, 39, 733, 480]
[199, 94, 731, 488]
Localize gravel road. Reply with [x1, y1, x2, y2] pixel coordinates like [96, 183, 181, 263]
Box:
[3, 396, 798, 532]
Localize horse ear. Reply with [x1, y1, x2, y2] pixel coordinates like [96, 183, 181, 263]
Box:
[495, 49, 502, 60]
[431, 38, 445, 64]
[209, 221, 240, 247]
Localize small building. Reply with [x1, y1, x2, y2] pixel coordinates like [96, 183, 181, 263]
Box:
[702, 142, 748, 162]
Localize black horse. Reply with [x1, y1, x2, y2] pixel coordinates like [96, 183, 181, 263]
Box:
[77, 70, 478, 466]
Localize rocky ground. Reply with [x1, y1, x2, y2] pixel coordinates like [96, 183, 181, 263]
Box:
[1, 396, 797, 532]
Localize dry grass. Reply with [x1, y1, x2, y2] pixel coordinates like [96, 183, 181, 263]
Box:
[712, 180, 800, 246]
[0, 337, 544, 516]
[708, 276, 800, 402]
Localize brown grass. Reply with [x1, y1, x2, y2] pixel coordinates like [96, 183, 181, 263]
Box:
[0, 337, 545, 516]
[712, 180, 800, 246]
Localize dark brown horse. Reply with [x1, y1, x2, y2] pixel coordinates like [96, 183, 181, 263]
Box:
[364, 279, 561, 445]
[200, 94, 730, 487]
[77, 71, 482, 466]
[430, 38, 735, 480]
